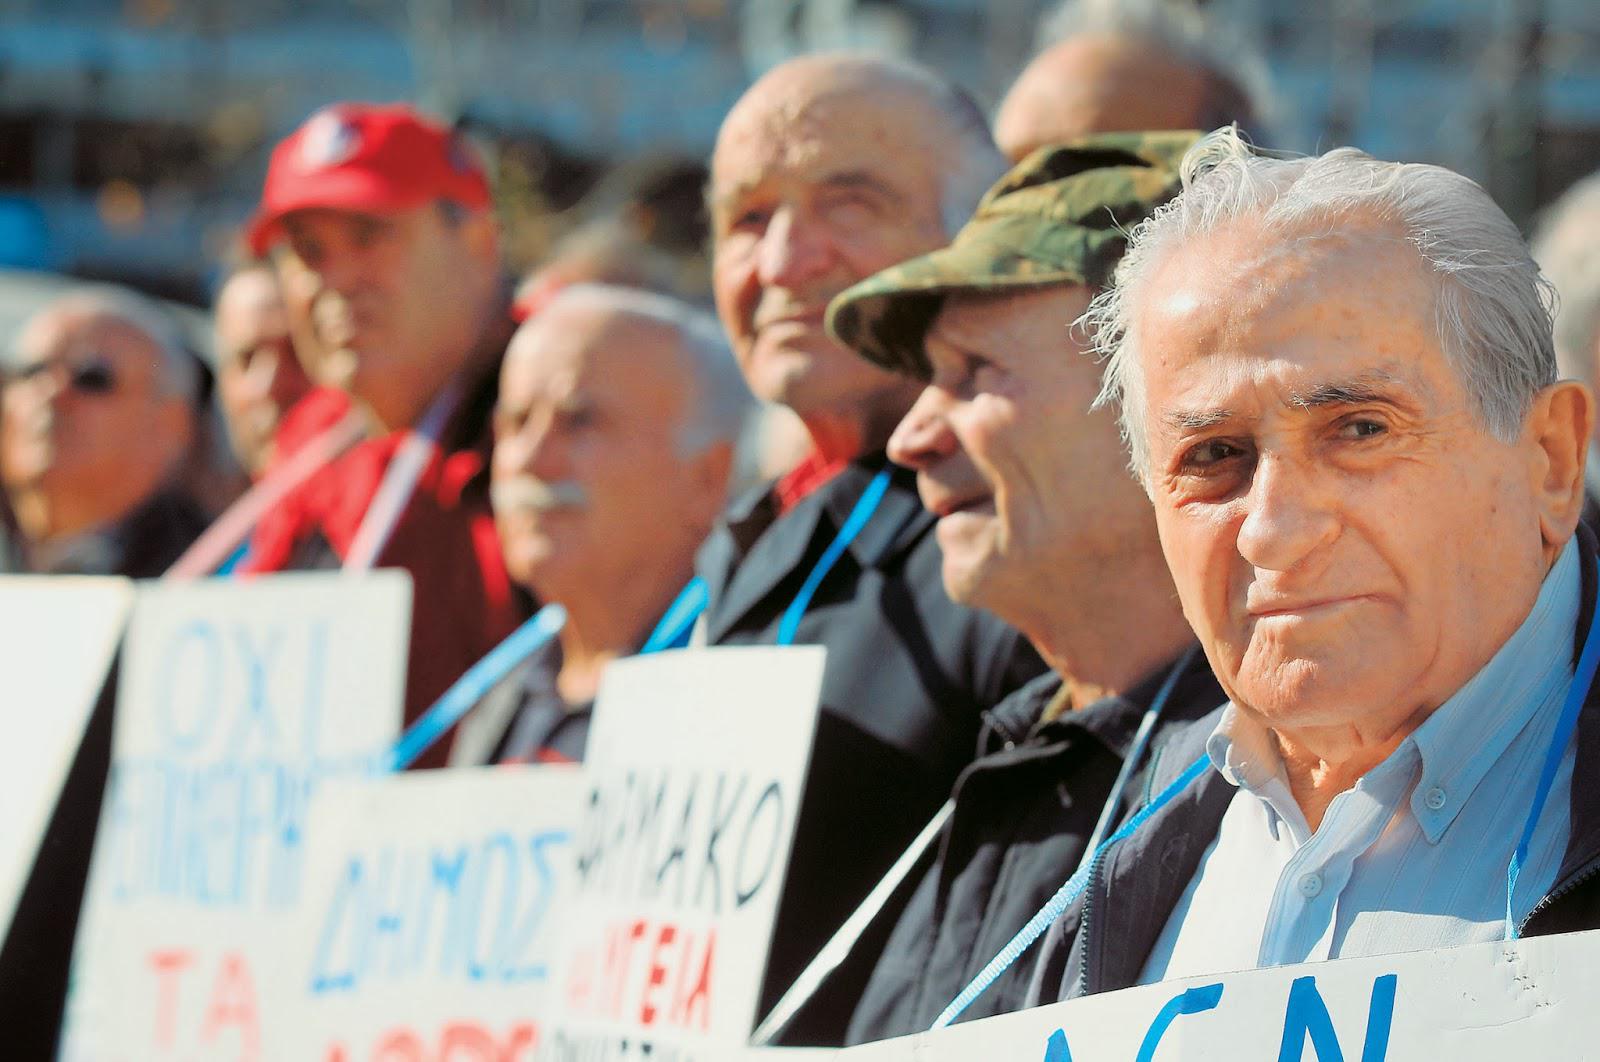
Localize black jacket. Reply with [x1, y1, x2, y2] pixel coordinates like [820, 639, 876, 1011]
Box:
[1030, 526, 1600, 1004]
[696, 454, 1046, 1044]
[28, 488, 209, 578]
[843, 650, 1222, 1044]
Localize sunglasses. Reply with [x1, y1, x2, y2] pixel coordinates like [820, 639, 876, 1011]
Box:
[4, 358, 119, 396]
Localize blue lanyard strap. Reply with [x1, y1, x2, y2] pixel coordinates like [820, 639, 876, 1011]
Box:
[1506, 594, 1600, 937]
[777, 466, 893, 646]
[640, 466, 896, 654]
[640, 576, 709, 653]
[385, 604, 566, 770]
[930, 752, 1213, 1030]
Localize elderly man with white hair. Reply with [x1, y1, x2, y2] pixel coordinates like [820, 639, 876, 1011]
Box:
[448, 283, 752, 766]
[1023, 130, 1600, 1004]
[1, 287, 208, 577]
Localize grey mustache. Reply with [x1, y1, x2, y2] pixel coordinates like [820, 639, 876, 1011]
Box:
[492, 476, 589, 513]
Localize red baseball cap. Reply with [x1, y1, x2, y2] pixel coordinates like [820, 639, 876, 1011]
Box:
[246, 102, 491, 255]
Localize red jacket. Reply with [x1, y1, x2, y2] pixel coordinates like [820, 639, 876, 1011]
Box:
[242, 375, 525, 768]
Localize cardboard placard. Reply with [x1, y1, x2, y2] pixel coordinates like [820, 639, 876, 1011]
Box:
[542, 646, 826, 1060]
[59, 572, 411, 1061]
[289, 766, 585, 1060]
[0, 576, 133, 937]
[831, 929, 1600, 1060]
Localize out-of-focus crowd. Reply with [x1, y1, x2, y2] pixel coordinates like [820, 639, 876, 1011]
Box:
[9, 0, 1600, 1047]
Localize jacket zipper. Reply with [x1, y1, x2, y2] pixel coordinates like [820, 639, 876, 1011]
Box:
[1517, 855, 1600, 935]
[1075, 849, 1103, 999]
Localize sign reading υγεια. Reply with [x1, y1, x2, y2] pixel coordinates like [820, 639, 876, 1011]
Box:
[543, 646, 826, 1061]
[59, 571, 411, 1062]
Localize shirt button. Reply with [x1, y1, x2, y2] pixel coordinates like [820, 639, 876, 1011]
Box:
[1298, 873, 1323, 899]
[1424, 786, 1448, 811]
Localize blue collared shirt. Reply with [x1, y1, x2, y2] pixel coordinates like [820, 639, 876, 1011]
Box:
[1141, 538, 1581, 984]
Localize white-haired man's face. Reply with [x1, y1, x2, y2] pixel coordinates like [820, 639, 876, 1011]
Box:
[490, 303, 721, 603]
[1135, 216, 1591, 745]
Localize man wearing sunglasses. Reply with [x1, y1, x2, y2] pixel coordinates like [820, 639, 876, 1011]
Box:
[1, 287, 210, 577]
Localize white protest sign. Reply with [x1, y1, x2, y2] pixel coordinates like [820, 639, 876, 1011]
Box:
[0, 576, 132, 937]
[288, 766, 584, 1061]
[60, 572, 410, 1062]
[830, 929, 1600, 1061]
[542, 646, 826, 1061]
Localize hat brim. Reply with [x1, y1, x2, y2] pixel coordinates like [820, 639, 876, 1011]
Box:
[245, 168, 437, 256]
[827, 219, 1091, 380]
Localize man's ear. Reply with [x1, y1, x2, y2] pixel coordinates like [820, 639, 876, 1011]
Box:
[1526, 379, 1595, 548]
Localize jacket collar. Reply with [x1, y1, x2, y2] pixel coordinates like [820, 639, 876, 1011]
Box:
[699, 454, 931, 642]
[1549, 520, 1600, 905]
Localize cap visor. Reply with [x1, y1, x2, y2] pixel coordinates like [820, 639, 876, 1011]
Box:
[245, 167, 435, 256]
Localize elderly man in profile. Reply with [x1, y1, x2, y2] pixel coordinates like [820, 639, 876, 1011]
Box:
[2, 288, 209, 576]
[1030, 130, 1600, 1003]
[801, 132, 1222, 1042]
[448, 284, 750, 765]
[212, 260, 316, 477]
[703, 52, 1046, 1038]
[994, 0, 1266, 163]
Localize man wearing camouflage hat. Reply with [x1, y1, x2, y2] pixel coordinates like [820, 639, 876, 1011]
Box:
[813, 132, 1226, 1041]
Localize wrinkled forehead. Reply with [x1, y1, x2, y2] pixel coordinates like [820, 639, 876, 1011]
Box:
[711, 80, 945, 200]
[17, 306, 162, 369]
[504, 307, 686, 408]
[1133, 217, 1447, 408]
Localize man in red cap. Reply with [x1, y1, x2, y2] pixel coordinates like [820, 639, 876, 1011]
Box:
[241, 102, 526, 767]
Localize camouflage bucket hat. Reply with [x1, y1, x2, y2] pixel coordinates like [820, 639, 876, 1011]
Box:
[827, 129, 1202, 380]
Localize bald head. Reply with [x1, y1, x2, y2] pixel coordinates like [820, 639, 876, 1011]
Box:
[716, 53, 1001, 237]
[710, 52, 1005, 451]
[492, 284, 745, 598]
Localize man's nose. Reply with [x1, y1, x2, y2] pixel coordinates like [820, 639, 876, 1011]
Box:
[888, 386, 960, 472]
[1235, 453, 1340, 572]
[755, 206, 832, 291]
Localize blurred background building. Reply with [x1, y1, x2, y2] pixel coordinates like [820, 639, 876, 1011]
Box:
[0, 0, 1596, 307]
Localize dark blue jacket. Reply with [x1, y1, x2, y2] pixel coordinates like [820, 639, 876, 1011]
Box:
[696, 453, 1046, 1044]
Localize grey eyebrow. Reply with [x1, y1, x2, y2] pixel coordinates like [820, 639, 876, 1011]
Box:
[1163, 407, 1234, 432]
[1287, 370, 1408, 410]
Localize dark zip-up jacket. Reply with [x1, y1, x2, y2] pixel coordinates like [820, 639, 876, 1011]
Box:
[844, 650, 1223, 1044]
[696, 454, 1046, 1045]
[1030, 526, 1600, 1004]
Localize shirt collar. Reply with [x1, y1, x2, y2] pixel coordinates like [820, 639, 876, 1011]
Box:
[1404, 536, 1581, 842]
[1204, 538, 1580, 845]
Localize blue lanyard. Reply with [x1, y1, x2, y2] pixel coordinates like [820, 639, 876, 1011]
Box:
[931, 752, 1213, 1029]
[641, 466, 895, 651]
[1507, 593, 1600, 936]
[640, 576, 710, 653]
[385, 604, 566, 770]
[933, 589, 1600, 1029]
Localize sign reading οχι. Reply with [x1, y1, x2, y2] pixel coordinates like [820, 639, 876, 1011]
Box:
[59, 572, 410, 1062]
